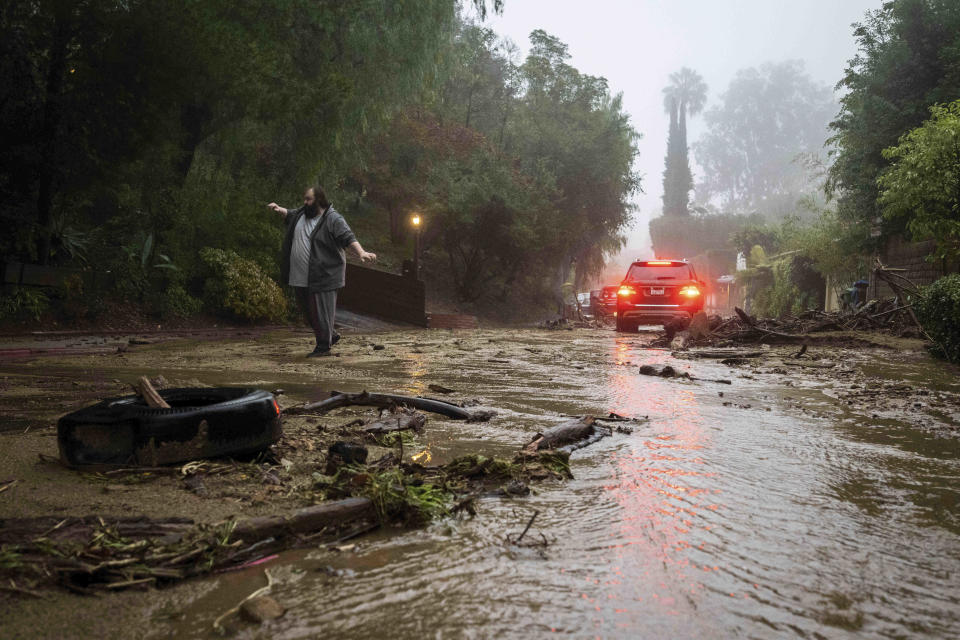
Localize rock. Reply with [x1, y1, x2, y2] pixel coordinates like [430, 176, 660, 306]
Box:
[372, 344, 385, 351]
[466, 409, 496, 423]
[325, 441, 368, 475]
[669, 332, 690, 350]
[240, 596, 285, 623]
[500, 480, 530, 496]
[687, 312, 712, 340]
[183, 473, 209, 497]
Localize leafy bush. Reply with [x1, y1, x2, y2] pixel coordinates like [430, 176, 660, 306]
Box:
[198, 248, 287, 323]
[0, 288, 50, 323]
[158, 284, 203, 319]
[916, 274, 960, 363]
[738, 254, 823, 318]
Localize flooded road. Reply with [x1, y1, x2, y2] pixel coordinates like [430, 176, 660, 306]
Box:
[4, 327, 960, 638]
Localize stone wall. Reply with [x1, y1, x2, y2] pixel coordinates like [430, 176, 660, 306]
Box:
[869, 236, 958, 299]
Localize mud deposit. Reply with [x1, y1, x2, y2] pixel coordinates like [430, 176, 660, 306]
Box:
[1, 327, 959, 638]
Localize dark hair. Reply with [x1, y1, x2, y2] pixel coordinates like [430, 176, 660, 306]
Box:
[309, 185, 330, 209]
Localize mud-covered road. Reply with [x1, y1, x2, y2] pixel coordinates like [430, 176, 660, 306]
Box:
[1, 326, 959, 638]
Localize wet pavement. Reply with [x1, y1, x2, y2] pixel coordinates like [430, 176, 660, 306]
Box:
[1, 327, 959, 638]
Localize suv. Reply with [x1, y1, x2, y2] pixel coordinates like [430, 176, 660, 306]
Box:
[615, 260, 705, 332]
[594, 285, 619, 318]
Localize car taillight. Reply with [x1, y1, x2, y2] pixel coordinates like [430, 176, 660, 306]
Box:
[679, 285, 701, 297]
[617, 285, 636, 297]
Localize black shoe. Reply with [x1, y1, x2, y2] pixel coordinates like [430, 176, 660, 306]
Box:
[331, 333, 341, 346]
[307, 346, 331, 358]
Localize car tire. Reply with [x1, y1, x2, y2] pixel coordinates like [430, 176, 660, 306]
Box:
[615, 315, 633, 332]
[58, 388, 282, 467]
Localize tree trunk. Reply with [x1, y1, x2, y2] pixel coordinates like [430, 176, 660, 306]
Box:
[388, 203, 403, 245]
[35, 5, 72, 264]
[175, 102, 212, 181]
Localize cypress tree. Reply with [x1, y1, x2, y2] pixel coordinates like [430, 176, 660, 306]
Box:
[662, 98, 692, 217]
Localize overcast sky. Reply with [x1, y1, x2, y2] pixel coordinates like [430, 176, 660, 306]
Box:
[483, 0, 883, 261]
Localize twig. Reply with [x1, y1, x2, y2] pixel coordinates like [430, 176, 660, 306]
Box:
[869, 303, 913, 320]
[103, 577, 155, 590]
[0, 582, 46, 599]
[213, 568, 275, 634]
[513, 510, 539, 544]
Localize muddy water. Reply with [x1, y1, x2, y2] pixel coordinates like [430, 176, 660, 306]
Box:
[76, 329, 960, 638]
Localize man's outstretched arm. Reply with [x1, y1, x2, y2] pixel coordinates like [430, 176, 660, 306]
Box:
[267, 202, 288, 218]
[347, 241, 376, 263]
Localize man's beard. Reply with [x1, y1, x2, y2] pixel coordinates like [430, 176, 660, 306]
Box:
[305, 201, 321, 218]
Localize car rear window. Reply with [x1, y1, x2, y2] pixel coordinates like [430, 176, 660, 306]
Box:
[625, 264, 693, 281]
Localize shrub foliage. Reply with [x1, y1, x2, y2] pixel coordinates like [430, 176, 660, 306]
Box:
[199, 248, 287, 323]
[916, 274, 960, 364]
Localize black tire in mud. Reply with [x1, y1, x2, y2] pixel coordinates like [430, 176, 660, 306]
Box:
[615, 315, 635, 333]
[58, 388, 282, 467]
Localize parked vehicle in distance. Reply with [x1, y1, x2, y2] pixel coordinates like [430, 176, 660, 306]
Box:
[594, 285, 620, 318]
[576, 292, 591, 311]
[589, 289, 602, 314]
[615, 259, 705, 332]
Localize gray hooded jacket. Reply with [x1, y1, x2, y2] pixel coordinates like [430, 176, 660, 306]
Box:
[280, 205, 357, 292]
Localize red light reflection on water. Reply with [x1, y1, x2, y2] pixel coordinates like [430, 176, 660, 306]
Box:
[580, 336, 722, 631]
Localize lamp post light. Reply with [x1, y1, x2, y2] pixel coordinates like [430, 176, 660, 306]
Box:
[411, 213, 422, 279]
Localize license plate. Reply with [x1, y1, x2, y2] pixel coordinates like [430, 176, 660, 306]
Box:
[650, 287, 664, 295]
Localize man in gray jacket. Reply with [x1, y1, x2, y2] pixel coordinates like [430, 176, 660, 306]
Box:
[268, 186, 376, 357]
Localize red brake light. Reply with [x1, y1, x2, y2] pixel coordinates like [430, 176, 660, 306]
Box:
[272, 398, 281, 415]
[679, 285, 701, 297]
[618, 286, 636, 297]
[647, 260, 673, 266]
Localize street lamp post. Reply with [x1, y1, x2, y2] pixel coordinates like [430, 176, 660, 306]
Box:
[411, 214, 422, 279]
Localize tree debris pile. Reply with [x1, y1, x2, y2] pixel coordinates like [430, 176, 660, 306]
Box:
[655, 300, 924, 349]
[1, 399, 645, 597]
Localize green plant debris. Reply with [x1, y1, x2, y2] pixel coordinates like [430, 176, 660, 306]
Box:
[443, 455, 520, 480]
[372, 430, 417, 448]
[534, 451, 573, 479]
[363, 469, 450, 526]
[0, 547, 23, 570]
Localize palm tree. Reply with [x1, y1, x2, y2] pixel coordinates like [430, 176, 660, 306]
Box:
[662, 67, 708, 144]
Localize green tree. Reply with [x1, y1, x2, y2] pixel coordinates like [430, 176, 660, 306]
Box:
[511, 30, 640, 293]
[878, 100, 960, 261]
[826, 0, 960, 236]
[0, 0, 473, 273]
[661, 68, 707, 217]
[694, 61, 835, 219]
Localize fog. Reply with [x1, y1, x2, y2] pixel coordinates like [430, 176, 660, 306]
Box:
[486, 0, 883, 265]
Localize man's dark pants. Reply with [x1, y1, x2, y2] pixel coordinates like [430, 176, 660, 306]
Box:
[294, 287, 338, 351]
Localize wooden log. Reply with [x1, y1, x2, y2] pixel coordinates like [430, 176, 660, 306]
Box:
[286, 498, 376, 535]
[685, 349, 765, 359]
[230, 498, 375, 543]
[363, 411, 426, 436]
[134, 376, 170, 408]
[558, 426, 612, 454]
[522, 416, 596, 455]
[293, 390, 474, 421]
